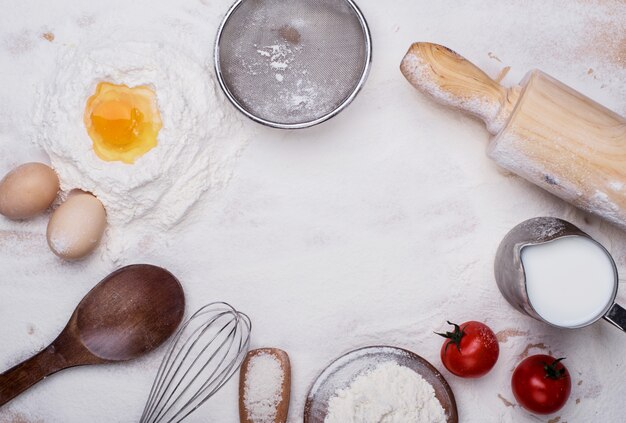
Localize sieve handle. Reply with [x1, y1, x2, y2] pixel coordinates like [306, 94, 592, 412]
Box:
[400, 42, 520, 135]
[604, 303, 626, 333]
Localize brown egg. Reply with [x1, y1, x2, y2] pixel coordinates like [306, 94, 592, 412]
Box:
[0, 162, 60, 220]
[47, 192, 107, 260]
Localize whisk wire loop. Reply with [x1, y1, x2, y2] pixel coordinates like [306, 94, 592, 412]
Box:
[153, 311, 237, 421]
[140, 302, 251, 423]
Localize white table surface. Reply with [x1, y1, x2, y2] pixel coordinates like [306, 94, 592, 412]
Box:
[1, 0, 625, 422]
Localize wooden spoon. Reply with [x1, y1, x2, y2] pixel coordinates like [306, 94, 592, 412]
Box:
[0, 264, 185, 407]
[239, 348, 291, 423]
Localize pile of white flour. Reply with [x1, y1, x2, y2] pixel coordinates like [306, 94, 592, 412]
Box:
[34, 40, 247, 257]
[325, 362, 446, 423]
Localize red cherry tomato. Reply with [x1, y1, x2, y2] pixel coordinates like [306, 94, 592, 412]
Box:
[436, 320, 499, 378]
[512, 355, 571, 414]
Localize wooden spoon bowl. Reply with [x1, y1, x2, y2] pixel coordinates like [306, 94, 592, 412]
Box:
[0, 264, 185, 407]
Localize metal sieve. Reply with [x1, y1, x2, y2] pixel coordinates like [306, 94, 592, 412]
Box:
[214, 0, 372, 129]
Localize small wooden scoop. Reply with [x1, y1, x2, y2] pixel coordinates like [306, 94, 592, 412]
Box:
[0, 264, 185, 407]
[239, 348, 291, 423]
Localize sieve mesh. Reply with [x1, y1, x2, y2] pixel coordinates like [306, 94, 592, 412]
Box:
[216, 0, 371, 128]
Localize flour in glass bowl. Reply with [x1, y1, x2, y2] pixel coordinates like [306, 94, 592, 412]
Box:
[325, 361, 446, 423]
[34, 40, 248, 258]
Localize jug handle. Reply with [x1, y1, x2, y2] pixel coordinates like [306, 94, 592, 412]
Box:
[604, 303, 626, 332]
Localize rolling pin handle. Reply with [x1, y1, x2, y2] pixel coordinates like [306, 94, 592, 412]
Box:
[400, 42, 520, 134]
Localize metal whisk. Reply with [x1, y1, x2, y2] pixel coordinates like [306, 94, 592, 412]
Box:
[140, 302, 252, 423]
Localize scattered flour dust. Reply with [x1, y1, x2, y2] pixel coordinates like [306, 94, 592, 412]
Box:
[243, 353, 284, 423]
[34, 41, 248, 258]
[325, 362, 446, 423]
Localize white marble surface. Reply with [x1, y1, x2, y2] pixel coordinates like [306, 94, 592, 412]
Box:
[1, 0, 625, 422]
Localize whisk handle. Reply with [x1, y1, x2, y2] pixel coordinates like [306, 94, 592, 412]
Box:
[0, 343, 70, 407]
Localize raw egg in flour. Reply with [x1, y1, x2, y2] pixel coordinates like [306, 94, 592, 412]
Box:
[84, 82, 162, 164]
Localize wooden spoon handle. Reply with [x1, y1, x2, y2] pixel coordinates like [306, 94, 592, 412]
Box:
[0, 344, 68, 407]
[400, 42, 520, 134]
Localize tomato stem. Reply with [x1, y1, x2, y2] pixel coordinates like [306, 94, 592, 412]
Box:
[543, 357, 567, 380]
[435, 320, 466, 353]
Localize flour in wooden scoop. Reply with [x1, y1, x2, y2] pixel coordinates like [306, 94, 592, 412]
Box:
[244, 353, 285, 423]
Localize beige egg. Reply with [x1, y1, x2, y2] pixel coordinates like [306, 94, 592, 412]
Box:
[47, 192, 107, 260]
[0, 162, 60, 220]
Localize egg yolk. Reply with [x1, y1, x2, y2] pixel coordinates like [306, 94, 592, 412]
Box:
[84, 82, 162, 164]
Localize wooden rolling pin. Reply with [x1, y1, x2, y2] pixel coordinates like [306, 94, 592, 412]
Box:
[401, 43, 626, 229]
[239, 348, 291, 423]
